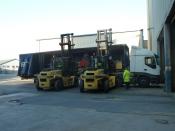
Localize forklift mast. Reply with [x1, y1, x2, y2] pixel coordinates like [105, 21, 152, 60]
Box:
[96, 28, 112, 57]
[58, 33, 77, 75]
[94, 29, 113, 70]
[59, 33, 74, 57]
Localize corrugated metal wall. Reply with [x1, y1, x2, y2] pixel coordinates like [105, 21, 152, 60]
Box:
[148, 0, 175, 92]
[74, 35, 97, 48]
[147, 0, 174, 53]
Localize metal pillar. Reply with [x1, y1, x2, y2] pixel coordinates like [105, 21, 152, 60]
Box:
[170, 23, 175, 92]
[139, 29, 144, 48]
[163, 24, 172, 92]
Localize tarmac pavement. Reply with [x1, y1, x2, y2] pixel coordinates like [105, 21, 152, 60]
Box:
[0, 74, 175, 131]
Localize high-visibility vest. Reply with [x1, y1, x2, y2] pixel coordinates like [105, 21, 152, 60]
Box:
[123, 69, 131, 82]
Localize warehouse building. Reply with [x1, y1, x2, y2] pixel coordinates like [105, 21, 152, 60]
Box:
[147, 0, 175, 92]
[0, 59, 19, 74]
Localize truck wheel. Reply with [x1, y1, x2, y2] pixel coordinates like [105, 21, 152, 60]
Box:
[79, 79, 84, 93]
[138, 77, 150, 88]
[104, 80, 109, 93]
[35, 79, 42, 91]
[54, 79, 63, 91]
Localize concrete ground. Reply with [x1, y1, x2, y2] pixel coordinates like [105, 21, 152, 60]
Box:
[0, 74, 175, 131]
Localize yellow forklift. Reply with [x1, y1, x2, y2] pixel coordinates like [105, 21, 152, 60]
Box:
[79, 29, 117, 93]
[34, 33, 78, 91]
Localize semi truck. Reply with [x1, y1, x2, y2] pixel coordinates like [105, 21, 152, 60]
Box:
[18, 45, 160, 88]
[129, 46, 160, 87]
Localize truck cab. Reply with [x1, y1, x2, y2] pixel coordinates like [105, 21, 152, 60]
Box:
[130, 46, 160, 87]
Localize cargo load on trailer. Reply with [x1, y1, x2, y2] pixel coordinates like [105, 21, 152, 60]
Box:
[18, 44, 129, 79]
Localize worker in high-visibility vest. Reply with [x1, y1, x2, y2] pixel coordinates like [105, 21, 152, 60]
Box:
[123, 67, 131, 89]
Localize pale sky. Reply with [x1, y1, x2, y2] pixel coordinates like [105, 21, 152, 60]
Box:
[0, 0, 147, 60]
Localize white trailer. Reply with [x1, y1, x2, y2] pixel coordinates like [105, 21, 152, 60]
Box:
[130, 46, 160, 87]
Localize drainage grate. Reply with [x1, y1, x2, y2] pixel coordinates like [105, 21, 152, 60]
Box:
[155, 119, 169, 124]
[8, 99, 24, 105]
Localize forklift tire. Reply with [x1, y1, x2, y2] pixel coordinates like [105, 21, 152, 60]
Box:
[117, 77, 123, 87]
[35, 79, 42, 91]
[103, 80, 109, 93]
[54, 79, 63, 91]
[73, 77, 78, 88]
[114, 77, 117, 88]
[79, 79, 84, 93]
